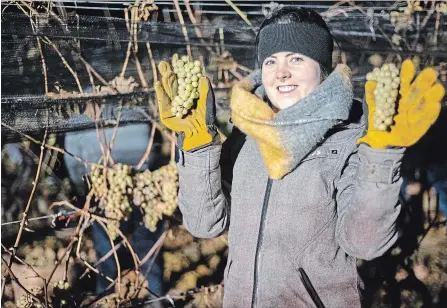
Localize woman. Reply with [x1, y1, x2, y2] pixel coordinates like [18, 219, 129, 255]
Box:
[155, 7, 444, 308]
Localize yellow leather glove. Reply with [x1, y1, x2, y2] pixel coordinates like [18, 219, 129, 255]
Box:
[154, 61, 218, 151]
[358, 59, 445, 149]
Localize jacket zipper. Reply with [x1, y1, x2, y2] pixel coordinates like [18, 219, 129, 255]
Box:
[298, 267, 326, 308]
[250, 177, 273, 308]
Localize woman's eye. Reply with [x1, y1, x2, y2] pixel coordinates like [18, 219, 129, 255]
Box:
[264, 59, 275, 66]
[290, 57, 303, 63]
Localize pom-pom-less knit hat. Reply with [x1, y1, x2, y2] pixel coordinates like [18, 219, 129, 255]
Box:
[257, 22, 333, 73]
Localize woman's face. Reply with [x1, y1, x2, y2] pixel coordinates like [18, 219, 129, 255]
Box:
[262, 52, 321, 110]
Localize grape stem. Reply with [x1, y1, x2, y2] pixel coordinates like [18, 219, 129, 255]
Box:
[109, 105, 123, 155]
[173, 0, 192, 57]
[1, 243, 50, 306]
[135, 222, 169, 300]
[140, 227, 169, 265]
[78, 241, 125, 280]
[2, 130, 48, 300]
[46, 191, 116, 291]
[184, 0, 217, 56]
[1, 122, 99, 169]
[96, 219, 122, 306]
[1, 255, 46, 307]
[1, 243, 46, 281]
[45, 231, 79, 289]
[50, 200, 141, 270]
[137, 124, 157, 170]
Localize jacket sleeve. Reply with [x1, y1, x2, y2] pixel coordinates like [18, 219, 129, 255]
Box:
[335, 143, 405, 260]
[176, 127, 246, 238]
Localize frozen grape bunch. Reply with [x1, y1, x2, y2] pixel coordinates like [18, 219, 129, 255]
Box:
[90, 163, 133, 240]
[171, 54, 203, 118]
[16, 287, 43, 308]
[132, 161, 179, 232]
[53, 280, 70, 291]
[366, 63, 401, 131]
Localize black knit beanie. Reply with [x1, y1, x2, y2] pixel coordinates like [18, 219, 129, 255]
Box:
[257, 23, 333, 73]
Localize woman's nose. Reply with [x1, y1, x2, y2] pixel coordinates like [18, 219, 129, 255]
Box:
[276, 66, 291, 82]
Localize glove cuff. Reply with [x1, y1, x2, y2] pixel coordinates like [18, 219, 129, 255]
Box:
[177, 125, 221, 152]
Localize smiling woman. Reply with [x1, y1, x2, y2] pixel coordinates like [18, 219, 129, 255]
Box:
[255, 7, 333, 110]
[155, 4, 444, 308]
[261, 52, 321, 110]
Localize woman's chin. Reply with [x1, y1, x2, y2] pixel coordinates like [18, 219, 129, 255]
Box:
[266, 92, 302, 110]
[272, 98, 300, 110]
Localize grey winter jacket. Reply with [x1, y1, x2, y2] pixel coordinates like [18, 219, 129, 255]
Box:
[176, 102, 404, 307]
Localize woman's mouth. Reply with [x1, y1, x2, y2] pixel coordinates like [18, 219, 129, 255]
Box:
[277, 85, 298, 94]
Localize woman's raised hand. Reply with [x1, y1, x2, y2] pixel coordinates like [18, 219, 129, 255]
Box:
[154, 56, 219, 151]
[358, 59, 445, 149]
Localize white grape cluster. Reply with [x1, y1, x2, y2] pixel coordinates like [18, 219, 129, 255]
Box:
[153, 161, 178, 216]
[90, 164, 133, 239]
[17, 287, 43, 308]
[90, 162, 178, 234]
[172, 54, 203, 118]
[52, 280, 72, 307]
[132, 161, 178, 232]
[366, 63, 401, 131]
[53, 280, 70, 291]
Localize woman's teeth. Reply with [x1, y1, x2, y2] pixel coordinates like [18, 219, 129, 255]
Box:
[278, 85, 297, 93]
